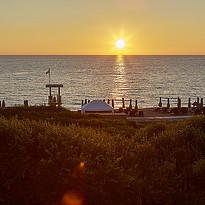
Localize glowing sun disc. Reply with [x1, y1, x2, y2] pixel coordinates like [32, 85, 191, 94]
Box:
[116, 40, 125, 49]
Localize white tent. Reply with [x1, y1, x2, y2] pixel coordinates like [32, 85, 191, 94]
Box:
[81, 100, 114, 114]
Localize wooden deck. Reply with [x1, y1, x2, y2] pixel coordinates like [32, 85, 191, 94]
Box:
[127, 108, 193, 122]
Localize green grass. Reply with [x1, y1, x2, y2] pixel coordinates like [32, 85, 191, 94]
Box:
[0, 106, 205, 205]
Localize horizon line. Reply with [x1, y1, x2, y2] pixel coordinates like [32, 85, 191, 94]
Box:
[0, 54, 205, 56]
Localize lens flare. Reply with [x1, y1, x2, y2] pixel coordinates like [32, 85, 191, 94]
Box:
[61, 162, 85, 205]
[80, 162, 85, 167]
[62, 191, 84, 205]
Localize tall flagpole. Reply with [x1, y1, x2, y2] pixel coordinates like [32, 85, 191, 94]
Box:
[49, 69, 51, 84]
[48, 69, 51, 99]
[46, 69, 51, 102]
[46, 69, 51, 84]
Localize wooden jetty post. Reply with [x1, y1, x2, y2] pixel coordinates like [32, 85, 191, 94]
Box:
[135, 100, 138, 114]
[129, 99, 132, 109]
[107, 99, 110, 104]
[24, 100, 28, 107]
[188, 98, 191, 109]
[188, 98, 191, 112]
[2, 100, 5, 108]
[46, 84, 63, 107]
[82, 100, 84, 106]
[112, 99, 114, 108]
[158, 97, 162, 108]
[201, 98, 203, 109]
[135, 100, 138, 109]
[88, 100, 90, 103]
[0, 101, 1, 107]
[167, 98, 170, 109]
[177, 97, 181, 110]
[85, 99, 87, 104]
[122, 98, 125, 108]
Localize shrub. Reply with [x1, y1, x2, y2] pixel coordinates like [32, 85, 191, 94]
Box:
[0, 113, 205, 204]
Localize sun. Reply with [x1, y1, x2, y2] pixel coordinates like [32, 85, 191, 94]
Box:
[116, 40, 125, 49]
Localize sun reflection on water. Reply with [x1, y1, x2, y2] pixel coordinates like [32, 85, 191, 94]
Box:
[111, 55, 128, 107]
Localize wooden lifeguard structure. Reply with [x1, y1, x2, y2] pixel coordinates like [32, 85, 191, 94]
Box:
[46, 84, 63, 107]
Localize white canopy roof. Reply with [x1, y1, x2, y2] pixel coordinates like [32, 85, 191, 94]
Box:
[81, 100, 114, 113]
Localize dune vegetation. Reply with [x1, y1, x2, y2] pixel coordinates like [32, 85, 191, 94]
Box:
[0, 106, 205, 205]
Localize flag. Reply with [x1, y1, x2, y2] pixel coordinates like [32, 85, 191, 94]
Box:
[46, 69, 50, 74]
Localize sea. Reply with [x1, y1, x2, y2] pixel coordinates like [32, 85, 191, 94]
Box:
[0, 55, 205, 111]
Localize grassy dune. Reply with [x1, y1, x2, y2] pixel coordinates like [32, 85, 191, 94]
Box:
[0, 106, 205, 205]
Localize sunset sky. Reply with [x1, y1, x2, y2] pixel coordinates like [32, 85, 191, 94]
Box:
[0, 0, 205, 55]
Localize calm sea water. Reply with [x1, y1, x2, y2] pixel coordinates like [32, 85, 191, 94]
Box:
[0, 55, 205, 110]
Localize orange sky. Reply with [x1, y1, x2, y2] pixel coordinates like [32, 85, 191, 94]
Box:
[0, 0, 205, 55]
